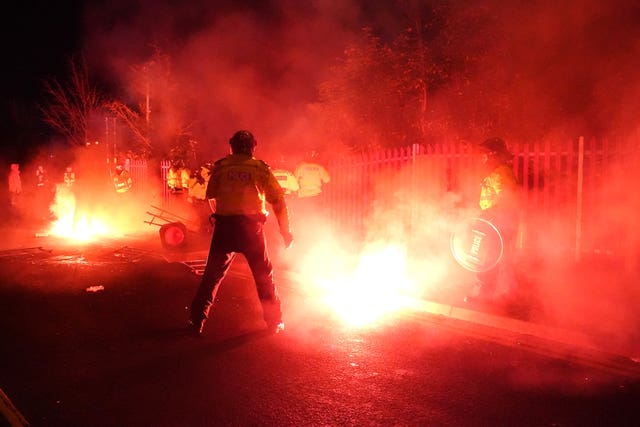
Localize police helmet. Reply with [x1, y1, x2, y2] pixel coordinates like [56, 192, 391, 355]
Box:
[229, 130, 257, 155]
[479, 137, 513, 159]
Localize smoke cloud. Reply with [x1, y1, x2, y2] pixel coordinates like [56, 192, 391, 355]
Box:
[81, 0, 368, 161]
[6, 0, 633, 362]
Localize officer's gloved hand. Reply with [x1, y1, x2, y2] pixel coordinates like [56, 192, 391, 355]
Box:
[281, 231, 294, 249]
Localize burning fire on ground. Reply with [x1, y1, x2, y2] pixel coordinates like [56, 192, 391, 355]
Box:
[47, 185, 120, 242]
[304, 243, 420, 328]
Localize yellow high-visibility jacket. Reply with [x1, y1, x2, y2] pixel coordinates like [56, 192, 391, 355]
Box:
[206, 154, 291, 234]
[188, 166, 211, 201]
[479, 164, 518, 211]
[294, 161, 330, 198]
[272, 169, 299, 195]
[64, 171, 76, 187]
[167, 167, 182, 191]
[114, 170, 132, 193]
[180, 168, 191, 190]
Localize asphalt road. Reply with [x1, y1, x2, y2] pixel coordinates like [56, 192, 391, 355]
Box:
[1, 228, 640, 426]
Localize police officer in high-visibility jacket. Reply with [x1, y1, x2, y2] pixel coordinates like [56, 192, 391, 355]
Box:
[167, 161, 186, 193]
[187, 163, 213, 233]
[167, 165, 181, 192]
[478, 139, 518, 215]
[113, 164, 132, 193]
[294, 150, 330, 198]
[189, 130, 293, 336]
[272, 168, 299, 196]
[187, 163, 212, 203]
[63, 166, 76, 188]
[466, 137, 520, 305]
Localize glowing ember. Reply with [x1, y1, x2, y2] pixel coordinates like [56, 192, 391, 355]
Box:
[319, 244, 415, 327]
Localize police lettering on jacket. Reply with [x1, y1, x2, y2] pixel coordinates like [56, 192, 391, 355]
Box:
[227, 170, 252, 181]
[272, 169, 299, 195]
[207, 154, 284, 216]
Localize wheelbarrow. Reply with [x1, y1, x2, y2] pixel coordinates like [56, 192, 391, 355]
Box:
[145, 205, 210, 251]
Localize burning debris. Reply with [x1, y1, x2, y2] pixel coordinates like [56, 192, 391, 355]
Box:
[47, 184, 111, 242]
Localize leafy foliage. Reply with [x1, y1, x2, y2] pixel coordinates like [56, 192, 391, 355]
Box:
[311, 9, 498, 152]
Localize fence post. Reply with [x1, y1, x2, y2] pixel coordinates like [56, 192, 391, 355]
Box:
[411, 143, 420, 233]
[575, 136, 584, 262]
[160, 160, 170, 206]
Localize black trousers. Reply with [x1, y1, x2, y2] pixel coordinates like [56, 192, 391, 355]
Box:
[190, 215, 282, 326]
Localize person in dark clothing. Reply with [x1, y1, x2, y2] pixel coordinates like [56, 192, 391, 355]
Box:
[465, 137, 520, 304]
[189, 130, 293, 336]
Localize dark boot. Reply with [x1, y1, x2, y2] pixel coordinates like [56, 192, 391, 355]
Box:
[188, 318, 206, 336]
[261, 300, 283, 334]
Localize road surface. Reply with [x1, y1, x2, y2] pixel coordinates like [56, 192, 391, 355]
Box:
[0, 228, 639, 426]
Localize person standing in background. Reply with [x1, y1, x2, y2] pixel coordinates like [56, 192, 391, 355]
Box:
[465, 137, 521, 306]
[294, 150, 330, 199]
[8, 163, 22, 208]
[167, 161, 184, 194]
[113, 164, 132, 193]
[63, 166, 76, 188]
[34, 164, 52, 220]
[272, 156, 299, 197]
[291, 150, 331, 246]
[187, 162, 214, 234]
[36, 165, 47, 189]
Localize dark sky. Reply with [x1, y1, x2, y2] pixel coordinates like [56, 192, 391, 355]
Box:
[3, 0, 640, 164]
[0, 1, 83, 161]
[1, 2, 81, 96]
[0, 0, 368, 162]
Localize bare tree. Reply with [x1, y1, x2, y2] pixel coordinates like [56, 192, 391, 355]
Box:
[104, 100, 153, 157]
[39, 55, 104, 146]
[106, 48, 197, 161]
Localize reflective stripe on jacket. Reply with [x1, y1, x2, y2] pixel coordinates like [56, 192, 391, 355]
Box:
[114, 171, 132, 193]
[479, 164, 518, 211]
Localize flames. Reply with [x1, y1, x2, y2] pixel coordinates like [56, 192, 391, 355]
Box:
[46, 184, 424, 328]
[47, 185, 117, 242]
[304, 243, 417, 328]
